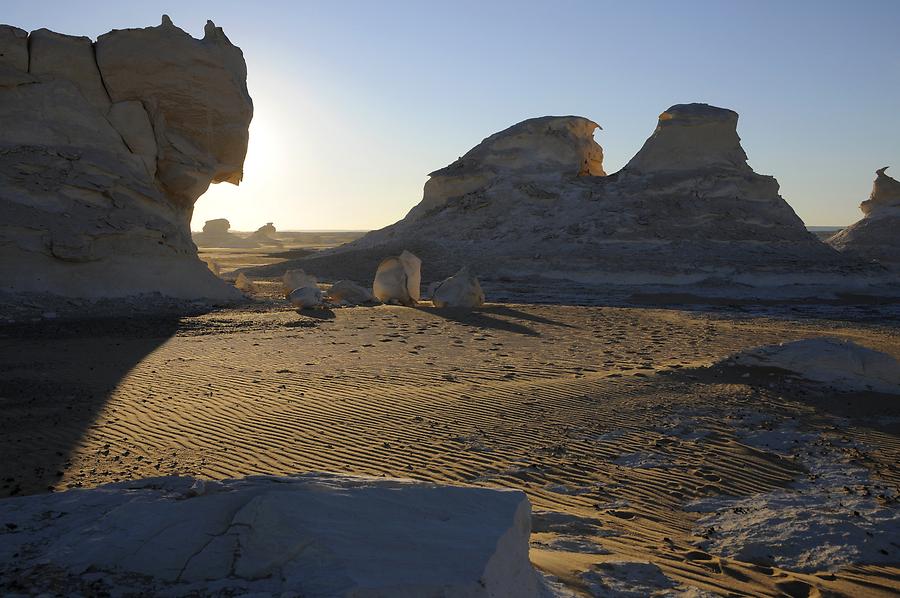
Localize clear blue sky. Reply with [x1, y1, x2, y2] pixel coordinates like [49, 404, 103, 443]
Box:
[6, 1, 900, 230]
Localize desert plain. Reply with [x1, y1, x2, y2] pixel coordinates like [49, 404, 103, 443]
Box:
[2, 240, 898, 597]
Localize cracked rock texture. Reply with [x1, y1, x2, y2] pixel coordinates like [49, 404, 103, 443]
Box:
[0, 16, 252, 301]
[828, 167, 900, 271]
[253, 104, 892, 299]
[0, 473, 542, 597]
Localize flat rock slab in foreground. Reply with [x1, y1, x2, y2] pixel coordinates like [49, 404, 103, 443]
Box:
[0, 473, 544, 597]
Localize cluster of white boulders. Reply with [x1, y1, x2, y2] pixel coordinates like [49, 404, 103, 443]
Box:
[239, 249, 485, 310]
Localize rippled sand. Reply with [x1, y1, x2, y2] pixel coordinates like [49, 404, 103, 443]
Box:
[1, 298, 898, 597]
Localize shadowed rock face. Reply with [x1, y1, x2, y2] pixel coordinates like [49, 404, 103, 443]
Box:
[0, 16, 252, 302]
[828, 167, 900, 270]
[255, 103, 889, 297]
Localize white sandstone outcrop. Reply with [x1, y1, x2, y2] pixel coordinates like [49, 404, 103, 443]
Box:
[432, 267, 485, 308]
[328, 280, 375, 305]
[0, 16, 252, 303]
[373, 250, 421, 306]
[725, 337, 900, 394]
[0, 473, 544, 597]
[192, 218, 258, 248]
[254, 104, 889, 300]
[828, 167, 900, 270]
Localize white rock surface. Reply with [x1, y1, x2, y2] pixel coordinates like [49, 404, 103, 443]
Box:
[289, 285, 324, 309]
[0, 473, 544, 597]
[432, 267, 485, 308]
[259, 104, 890, 300]
[828, 167, 900, 270]
[372, 250, 421, 305]
[0, 16, 252, 303]
[29, 29, 111, 112]
[687, 421, 900, 572]
[327, 280, 374, 305]
[726, 337, 900, 394]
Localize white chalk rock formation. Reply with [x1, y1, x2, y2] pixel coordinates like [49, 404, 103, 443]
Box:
[249, 221, 282, 245]
[289, 285, 323, 309]
[0, 16, 252, 303]
[328, 280, 375, 305]
[0, 473, 544, 597]
[432, 267, 485, 308]
[828, 167, 900, 270]
[259, 104, 888, 300]
[726, 338, 900, 394]
[373, 250, 421, 306]
[192, 218, 258, 248]
[409, 116, 604, 220]
[283, 268, 319, 297]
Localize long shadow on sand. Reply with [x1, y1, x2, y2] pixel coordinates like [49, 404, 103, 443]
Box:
[417, 305, 574, 336]
[0, 317, 181, 497]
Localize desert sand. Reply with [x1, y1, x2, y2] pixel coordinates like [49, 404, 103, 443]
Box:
[2, 243, 898, 596]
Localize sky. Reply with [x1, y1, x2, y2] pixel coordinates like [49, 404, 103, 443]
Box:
[5, 1, 900, 230]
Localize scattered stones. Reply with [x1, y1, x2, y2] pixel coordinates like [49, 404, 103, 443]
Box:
[432, 267, 485, 308]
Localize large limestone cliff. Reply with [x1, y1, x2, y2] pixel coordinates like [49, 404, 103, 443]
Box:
[828, 167, 900, 270]
[251, 103, 885, 298]
[0, 17, 252, 301]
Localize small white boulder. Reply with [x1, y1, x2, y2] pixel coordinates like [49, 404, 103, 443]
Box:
[289, 286, 323, 309]
[328, 280, 374, 305]
[432, 267, 485, 309]
[373, 250, 421, 306]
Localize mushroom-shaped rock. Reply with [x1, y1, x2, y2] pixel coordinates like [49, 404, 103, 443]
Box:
[0, 17, 252, 304]
[373, 250, 421, 306]
[95, 16, 253, 208]
[257, 222, 276, 235]
[282, 269, 318, 297]
[624, 103, 749, 174]
[328, 280, 374, 305]
[289, 286, 323, 309]
[828, 167, 900, 270]
[202, 218, 231, 235]
[432, 267, 485, 308]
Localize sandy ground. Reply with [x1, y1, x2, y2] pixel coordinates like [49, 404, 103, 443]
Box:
[1, 293, 898, 597]
[2, 245, 899, 597]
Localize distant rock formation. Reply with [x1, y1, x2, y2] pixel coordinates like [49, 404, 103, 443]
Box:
[0, 16, 252, 302]
[828, 167, 900, 270]
[0, 473, 543, 596]
[249, 221, 282, 246]
[248, 104, 890, 300]
[192, 218, 259, 248]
